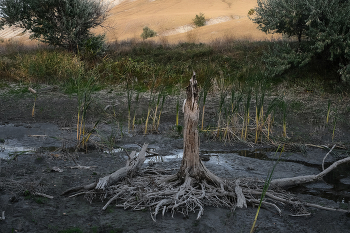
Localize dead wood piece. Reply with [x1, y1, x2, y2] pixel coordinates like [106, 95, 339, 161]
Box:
[248, 199, 281, 215]
[0, 211, 4, 220]
[271, 156, 350, 187]
[322, 144, 336, 171]
[51, 167, 63, 172]
[63, 144, 149, 195]
[34, 192, 54, 199]
[235, 179, 247, 208]
[249, 190, 349, 214]
[96, 144, 148, 190]
[70, 165, 97, 169]
[102, 191, 123, 210]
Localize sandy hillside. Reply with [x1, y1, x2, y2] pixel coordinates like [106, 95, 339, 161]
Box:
[0, 0, 279, 44]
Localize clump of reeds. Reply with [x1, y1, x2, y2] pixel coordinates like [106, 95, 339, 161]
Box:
[199, 77, 210, 130]
[326, 100, 331, 124]
[254, 90, 265, 143]
[144, 91, 154, 135]
[132, 92, 140, 131]
[242, 89, 252, 140]
[75, 70, 99, 151]
[279, 100, 287, 138]
[156, 92, 167, 131]
[225, 88, 242, 141]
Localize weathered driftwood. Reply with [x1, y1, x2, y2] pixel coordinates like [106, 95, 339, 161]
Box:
[271, 156, 350, 187]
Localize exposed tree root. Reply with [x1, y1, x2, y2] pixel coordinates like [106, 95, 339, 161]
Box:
[62, 154, 350, 220]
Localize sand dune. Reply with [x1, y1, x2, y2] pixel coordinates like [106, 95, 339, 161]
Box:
[0, 0, 279, 44]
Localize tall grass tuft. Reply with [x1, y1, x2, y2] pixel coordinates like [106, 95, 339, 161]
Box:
[254, 88, 265, 143]
[199, 78, 210, 130]
[132, 92, 140, 131]
[125, 78, 135, 133]
[75, 69, 99, 150]
[265, 98, 279, 139]
[332, 108, 337, 142]
[242, 89, 252, 140]
[326, 100, 331, 124]
[156, 92, 167, 131]
[17, 50, 83, 83]
[250, 145, 284, 233]
[280, 100, 287, 138]
[216, 73, 228, 139]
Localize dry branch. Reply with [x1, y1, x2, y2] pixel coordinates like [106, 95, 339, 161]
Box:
[271, 156, 350, 187]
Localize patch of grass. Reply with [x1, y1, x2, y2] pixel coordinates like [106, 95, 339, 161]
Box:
[23, 190, 31, 198]
[16, 50, 84, 84]
[174, 125, 183, 136]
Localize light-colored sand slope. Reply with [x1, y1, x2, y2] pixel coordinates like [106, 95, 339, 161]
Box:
[0, 25, 31, 40]
[97, 0, 278, 43]
[0, 0, 278, 44]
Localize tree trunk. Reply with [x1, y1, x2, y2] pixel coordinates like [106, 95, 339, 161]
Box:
[178, 72, 201, 177]
[177, 72, 222, 186]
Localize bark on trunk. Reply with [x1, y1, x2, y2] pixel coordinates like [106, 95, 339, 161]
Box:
[178, 72, 201, 178]
[177, 72, 223, 186]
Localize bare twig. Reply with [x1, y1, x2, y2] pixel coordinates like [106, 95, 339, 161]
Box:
[322, 144, 336, 171]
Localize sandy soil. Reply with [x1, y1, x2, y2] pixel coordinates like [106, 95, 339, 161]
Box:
[0, 85, 349, 232]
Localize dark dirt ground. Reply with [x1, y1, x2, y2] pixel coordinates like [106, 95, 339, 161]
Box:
[0, 84, 350, 233]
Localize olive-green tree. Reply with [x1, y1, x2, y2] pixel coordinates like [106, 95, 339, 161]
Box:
[251, 0, 350, 83]
[0, 0, 109, 53]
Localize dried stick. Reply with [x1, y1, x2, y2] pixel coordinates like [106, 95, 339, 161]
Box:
[271, 156, 350, 187]
[322, 144, 336, 171]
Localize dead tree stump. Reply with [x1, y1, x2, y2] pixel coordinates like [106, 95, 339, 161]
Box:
[177, 72, 223, 186]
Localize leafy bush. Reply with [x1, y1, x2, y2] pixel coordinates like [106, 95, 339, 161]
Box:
[141, 27, 157, 40]
[193, 13, 206, 27]
[80, 34, 107, 58]
[0, 0, 108, 54]
[252, 0, 350, 83]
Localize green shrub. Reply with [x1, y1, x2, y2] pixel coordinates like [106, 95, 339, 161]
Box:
[193, 13, 206, 27]
[248, 9, 255, 16]
[141, 27, 157, 40]
[252, 0, 350, 84]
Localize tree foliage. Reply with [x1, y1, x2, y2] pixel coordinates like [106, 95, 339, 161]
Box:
[251, 0, 350, 83]
[193, 13, 206, 27]
[140, 26, 157, 40]
[251, 0, 310, 42]
[0, 0, 108, 53]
